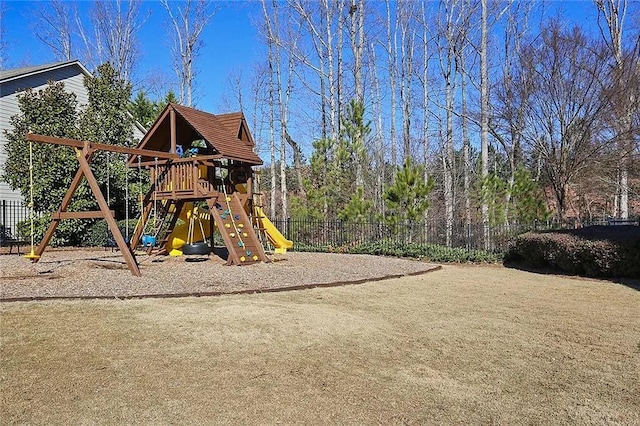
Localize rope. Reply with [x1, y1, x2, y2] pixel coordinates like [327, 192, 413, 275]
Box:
[152, 157, 158, 235]
[185, 206, 207, 245]
[124, 153, 129, 241]
[137, 155, 143, 215]
[132, 154, 144, 239]
[24, 138, 39, 259]
[106, 151, 110, 207]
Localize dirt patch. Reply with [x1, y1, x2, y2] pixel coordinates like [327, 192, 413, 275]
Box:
[0, 250, 439, 301]
[1, 264, 638, 424]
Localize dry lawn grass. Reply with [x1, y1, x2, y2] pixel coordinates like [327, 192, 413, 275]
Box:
[1, 264, 639, 425]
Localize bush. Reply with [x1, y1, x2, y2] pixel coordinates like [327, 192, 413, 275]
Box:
[17, 216, 93, 247]
[87, 219, 138, 247]
[506, 226, 640, 278]
[293, 241, 501, 263]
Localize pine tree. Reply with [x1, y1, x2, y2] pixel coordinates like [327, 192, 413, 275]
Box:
[384, 159, 435, 225]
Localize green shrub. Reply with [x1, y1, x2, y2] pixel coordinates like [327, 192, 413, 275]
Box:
[293, 240, 501, 263]
[506, 226, 640, 278]
[87, 219, 138, 247]
[18, 216, 93, 247]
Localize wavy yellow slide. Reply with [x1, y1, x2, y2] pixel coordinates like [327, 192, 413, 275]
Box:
[234, 183, 293, 251]
[253, 206, 293, 250]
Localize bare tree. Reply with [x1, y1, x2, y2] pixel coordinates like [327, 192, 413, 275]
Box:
[489, 1, 535, 223]
[267, 40, 277, 219]
[385, 0, 399, 167]
[398, 1, 416, 162]
[161, 0, 214, 106]
[0, 2, 8, 69]
[460, 54, 472, 227]
[595, 0, 639, 218]
[75, 0, 146, 82]
[479, 0, 490, 238]
[34, 0, 74, 61]
[417, 1, 435, 222]
[369, 41, 386, 216]
[435, 0, 471, 245]
[349, 0, 366, 104]
[520, 21, 616, 221]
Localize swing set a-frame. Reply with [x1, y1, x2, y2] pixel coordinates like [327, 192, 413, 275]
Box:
[24, 133, 178, 277]
[25, 103, 274, 277]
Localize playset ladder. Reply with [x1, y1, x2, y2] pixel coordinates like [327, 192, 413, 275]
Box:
[207, 193, 268, 266]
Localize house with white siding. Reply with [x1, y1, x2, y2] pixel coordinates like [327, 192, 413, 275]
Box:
[0, 60, 145, 236]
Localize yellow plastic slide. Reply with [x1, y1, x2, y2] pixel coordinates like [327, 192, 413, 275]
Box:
[165, 203, 212, 256]
[234, 183, 293, 251]
[254, 206, 293, 250]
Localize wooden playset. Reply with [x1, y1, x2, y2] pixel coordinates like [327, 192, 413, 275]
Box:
[25, 103, 289, 276]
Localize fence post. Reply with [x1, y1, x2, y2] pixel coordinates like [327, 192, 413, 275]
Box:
[1, 200, 5, 231]
[286, 217, 291, 245]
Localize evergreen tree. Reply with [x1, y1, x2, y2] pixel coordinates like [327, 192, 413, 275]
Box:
[339, 99, 370, 189]
[79, 62, 137, 221]
[510, 167, 550, 223]
[383, 159, 434, 225]
[129, 89, 179, 130]
[299, 138, 335, 218]
[338, 187, 373, 223]
[1, 81, 91, 244]
[129, 91, 157, 130]
[3, 63, 144, 245]
[3, 82, 79, 211]
[479, 173, 508, 226]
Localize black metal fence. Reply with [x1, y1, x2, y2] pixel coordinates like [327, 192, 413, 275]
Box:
[0, 200, 32, 243]
[2, 196, 637, 253]
[270, 217, 638, 255]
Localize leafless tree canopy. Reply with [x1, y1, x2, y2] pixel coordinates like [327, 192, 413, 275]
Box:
[161, 0, 215, 107]
[15, 0, 640, 225]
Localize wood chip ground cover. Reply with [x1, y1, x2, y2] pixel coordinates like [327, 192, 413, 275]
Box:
[0, 250, 440, 300]
[1, 262, 639, 424]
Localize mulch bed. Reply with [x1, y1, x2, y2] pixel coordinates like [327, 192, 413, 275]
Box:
[0, 248, 440, 302]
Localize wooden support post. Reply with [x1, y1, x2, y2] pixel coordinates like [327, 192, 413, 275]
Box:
[76, 146, 141, 276]
[192, 159, 199, 196]
[32, 154, 94, 262]
[170, 109, 176, 154]
[31, 145, 141, 276]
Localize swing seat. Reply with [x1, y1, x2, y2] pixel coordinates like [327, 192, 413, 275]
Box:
[24, 250, 40, 260]
[142, 235, 157, 247]
[182, 242, 210, 255]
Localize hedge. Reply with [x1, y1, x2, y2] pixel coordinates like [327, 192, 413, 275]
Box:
[506, 226, 640, 278]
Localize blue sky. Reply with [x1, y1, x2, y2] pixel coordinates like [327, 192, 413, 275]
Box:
[1, 1, 607, 122]
[1, 0, 266, 112]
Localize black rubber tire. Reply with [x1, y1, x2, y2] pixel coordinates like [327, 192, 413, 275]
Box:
[182, 242, 210, 255]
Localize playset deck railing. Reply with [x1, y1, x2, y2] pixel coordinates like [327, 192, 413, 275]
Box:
[151, 157, 220, 199]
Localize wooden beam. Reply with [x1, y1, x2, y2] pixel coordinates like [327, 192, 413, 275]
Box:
[76, 146, 141, 276]
[51, 210, 115, 219]
[32, 152, 95, 262]
[27, 133, 179, 160]
[129, 155, 222, 168]
[170, 108, 176, 155]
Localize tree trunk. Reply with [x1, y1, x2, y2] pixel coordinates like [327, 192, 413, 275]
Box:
[386, 0, 398, 168]
[480, 0, 490, 247]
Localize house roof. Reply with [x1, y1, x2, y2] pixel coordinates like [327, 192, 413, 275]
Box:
[0, 60, 92, 83]
[135, 103, 262, 165]
[0, 60, 148, 137]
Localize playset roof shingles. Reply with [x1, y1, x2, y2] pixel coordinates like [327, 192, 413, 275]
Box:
[135, 103, 262, 165]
